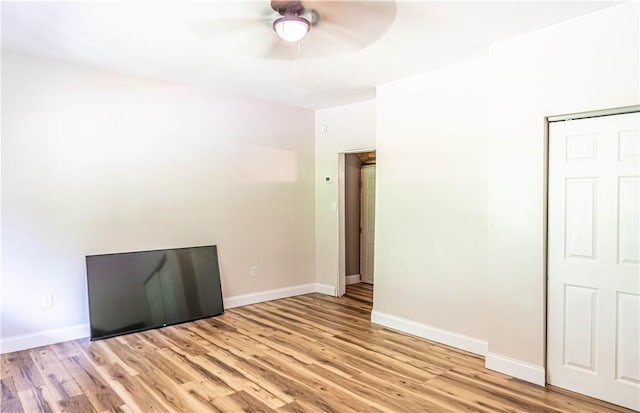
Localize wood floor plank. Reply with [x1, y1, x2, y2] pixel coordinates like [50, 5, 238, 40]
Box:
[176, 380, 225, 412]
[160, 347, 236, 395]
[189, 319, 271, 359]
[326, 334, 440, 382]
[50, 342, 81, 361]
[224, 309, 299, 339]
[213, 390, 276, 413]
[2, 283, 634, 413]
[263, 301, 346, 336]
[93, 363, 165, 413]
[276, 399, 327, 413]
[192, 352, 250, 391]
[70, 341, 108, 368]
[426, 373, 546, 413]
[115, 403, 135, 413]
[17, 386, 57, 413]
[265, 334, 361, 379]
[100, 338, 151, 376]
[136, 329, 173, 350]
[59, 355, 125, 413]
[236, 379, 288, 410]
[238, 356, 359, 413]
[134, 369, 192, 413]
[139, 348, 198, 386]
[241, 304, 334, 341]
[351, 371, 492, 413]
[449, 366, 633, 413]
[76, 341, 136, 377]
[199, 347, 295, 406]
[377, 334, 484, 371]
[547, 385, 635, 413]
[252, 355, 384, 413]
[156, 326, 210, 356]
[3, 350, 47, 393]
[304, 363, 452, 413]
[57, 394, 97, 413]
[1, 377, 25, 413]
[30, 346, 83, 402]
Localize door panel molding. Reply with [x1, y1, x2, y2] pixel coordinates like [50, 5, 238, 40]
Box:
[547, 111, 640, 410]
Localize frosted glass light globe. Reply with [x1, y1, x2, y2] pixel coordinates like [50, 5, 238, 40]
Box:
[273, 16, 310, 43]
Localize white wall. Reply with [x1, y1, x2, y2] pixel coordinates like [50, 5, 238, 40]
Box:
[371, 2, 639, 384]
[1, 51, 316, 349]
[374, 57, 489, 354]
[315, 101, 376, 288]
[486, 1, 639, 383]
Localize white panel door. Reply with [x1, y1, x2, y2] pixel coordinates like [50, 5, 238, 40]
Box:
[360, 165, 376, 284]
[548, 112, 640, 410]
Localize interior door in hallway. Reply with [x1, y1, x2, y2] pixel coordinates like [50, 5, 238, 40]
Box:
[547, 111, 639, 410]
[360, 164, 376, 284]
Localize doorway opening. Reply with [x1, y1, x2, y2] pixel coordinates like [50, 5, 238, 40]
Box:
[337, 150, 376, 299]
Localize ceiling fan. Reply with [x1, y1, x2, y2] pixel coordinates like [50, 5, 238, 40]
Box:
[270, 0, 317, 42]
[188, 0, 397, 60]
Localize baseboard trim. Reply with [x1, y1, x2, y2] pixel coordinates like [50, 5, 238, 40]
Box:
[2, 282, 336, 354]
[225, 283, 316, 309]
[0, 323, 90, 354]
[346, 274, 360, 285]
[485, 352, 546, 386]
[314, 283, 336, 296]
[225, 282, 335, 308]
[371, 310, 488, 356]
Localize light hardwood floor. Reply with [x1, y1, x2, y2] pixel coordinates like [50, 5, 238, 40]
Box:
[1, 283, 634, 413]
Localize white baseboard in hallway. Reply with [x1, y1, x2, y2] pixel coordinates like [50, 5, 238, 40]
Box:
[314, 283, 336, 296]
[346, 274, 361, 285]
[225, 282, 335, 308]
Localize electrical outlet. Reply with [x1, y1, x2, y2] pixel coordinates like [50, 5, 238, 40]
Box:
[41, 294, 53, 309]
[251, 266, 257, 277]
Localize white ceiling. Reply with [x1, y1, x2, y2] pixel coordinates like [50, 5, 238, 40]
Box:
[1, 1, 619, 109]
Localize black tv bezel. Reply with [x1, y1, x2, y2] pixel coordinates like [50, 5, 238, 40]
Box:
[86, 244, 224, 341]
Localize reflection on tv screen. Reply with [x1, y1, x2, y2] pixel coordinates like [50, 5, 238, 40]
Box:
[86, 245, 224, 340]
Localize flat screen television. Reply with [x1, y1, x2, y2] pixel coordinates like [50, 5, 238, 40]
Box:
[86, 245, 224, 340]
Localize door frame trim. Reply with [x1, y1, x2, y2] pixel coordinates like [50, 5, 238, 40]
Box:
[337, 148, 376, 297]
[547, 104, 639, 123]
[360, 164, 376, 285]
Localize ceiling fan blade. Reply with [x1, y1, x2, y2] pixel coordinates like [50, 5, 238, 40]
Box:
[263, 40, 288, 60]
[184, 0, 279, 56]
[262, 38, 307, 60]
[304, 1, 396, 46]
[188, 17, 270, 40]
[310, 20, 370, 49]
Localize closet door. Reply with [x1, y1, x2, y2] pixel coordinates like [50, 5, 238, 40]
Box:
[547, 112, 639, 410]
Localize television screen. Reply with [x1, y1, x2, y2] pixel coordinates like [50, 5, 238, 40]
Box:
[86, 245, 224, 340]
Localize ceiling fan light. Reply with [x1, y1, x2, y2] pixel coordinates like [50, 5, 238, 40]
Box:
[273, 15, 310, 42]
